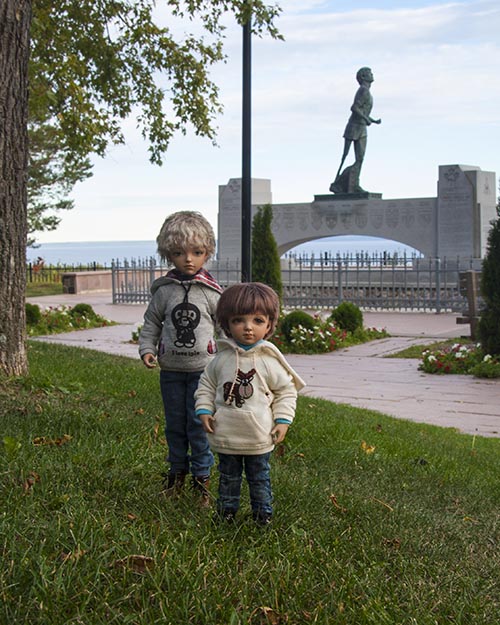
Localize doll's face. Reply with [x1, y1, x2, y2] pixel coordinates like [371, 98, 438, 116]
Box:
[169, 245, 208, 275]
[228, 313, 271, 345]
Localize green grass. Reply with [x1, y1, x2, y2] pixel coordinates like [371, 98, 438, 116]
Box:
[386, 338, 473, 359]
[1, 342, 499, 624]
[25, 282, 64, 297]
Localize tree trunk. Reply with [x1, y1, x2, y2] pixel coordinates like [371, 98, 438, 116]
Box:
[0, 0, 32, 376]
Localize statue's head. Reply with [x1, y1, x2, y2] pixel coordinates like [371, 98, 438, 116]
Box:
[356, 67, 373, 84]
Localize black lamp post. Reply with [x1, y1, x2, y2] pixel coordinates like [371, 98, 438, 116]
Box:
[241, 13, 252, 282]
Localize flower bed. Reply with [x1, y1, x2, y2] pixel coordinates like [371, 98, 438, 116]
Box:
[419, 342, 500, 378]
[27, 304, 114, 336]
[271, 312, 388, 354]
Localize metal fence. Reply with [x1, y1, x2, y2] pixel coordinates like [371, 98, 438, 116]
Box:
[111, 255, 482, 313]
[26, 262, 110, 284]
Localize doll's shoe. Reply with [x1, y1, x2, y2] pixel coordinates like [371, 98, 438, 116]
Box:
[214, 509, 237, 523]
[253, 512, 272, 527]
[192, 475, 211, 508]
[161, 472, 186, 498]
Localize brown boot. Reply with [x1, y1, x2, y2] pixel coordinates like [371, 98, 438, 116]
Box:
[192, 475, 211, 508]
[161, 472, 186, 498]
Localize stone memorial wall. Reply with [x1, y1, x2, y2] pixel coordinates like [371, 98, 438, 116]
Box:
[217, 165, 496, 261]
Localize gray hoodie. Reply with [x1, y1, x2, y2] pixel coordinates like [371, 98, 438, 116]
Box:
[138, 269, 222, 372]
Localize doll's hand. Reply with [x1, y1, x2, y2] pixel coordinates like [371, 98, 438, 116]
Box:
[200, 413, 216, 434]
[271, 423, 289, 445]
[142, 353, 157, 368]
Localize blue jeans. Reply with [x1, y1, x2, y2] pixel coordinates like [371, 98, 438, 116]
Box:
[217, 453, 273, 517]
[160, 370, 214, 476]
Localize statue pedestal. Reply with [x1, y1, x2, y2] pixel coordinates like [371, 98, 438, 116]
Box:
[315, 192, 382, 202]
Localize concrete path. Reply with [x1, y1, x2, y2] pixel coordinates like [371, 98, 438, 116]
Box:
[28, 293, 500, 439]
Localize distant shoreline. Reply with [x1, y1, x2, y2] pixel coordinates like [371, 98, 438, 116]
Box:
[27, 237, 420, 267]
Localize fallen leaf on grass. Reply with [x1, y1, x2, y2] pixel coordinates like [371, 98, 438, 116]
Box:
[112, 555, 154, 574]
[360, 440, 375, 454]
[135, 408, 145, 415]
[370, 496, 394, 512]
[61, 549, 86, 563]
[249, 606, 285, 625]
[382, 537, 401, 549]
[329, 494, 347, 512]
[33, 434, 72, 446]
[22, 471, 41, 493]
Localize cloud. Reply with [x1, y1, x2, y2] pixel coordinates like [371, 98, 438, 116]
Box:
[41, 0, 499, 243]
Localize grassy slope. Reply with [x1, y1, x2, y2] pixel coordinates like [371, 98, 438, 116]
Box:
[1, 342, 499, 624]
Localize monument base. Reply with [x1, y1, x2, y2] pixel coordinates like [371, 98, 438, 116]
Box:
[314, 192, 383, 202]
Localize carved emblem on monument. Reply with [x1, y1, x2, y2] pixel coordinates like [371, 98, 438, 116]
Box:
[340, 212, 352, 228]
[298, 210, 309, 230]
[311, 210, 323, 230]
[355, 212, 368, 229]
[418, 203, 432, 225]
[325, 213, 338, 229]
[370, 210, 383, 229]
[283, 208, 295, 230]
[401, 206, 415, 228]
[386, 207, 399, 229]
[444, 166, 460, 184]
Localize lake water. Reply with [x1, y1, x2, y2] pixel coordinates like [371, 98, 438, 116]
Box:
[27, 236, 420, 266]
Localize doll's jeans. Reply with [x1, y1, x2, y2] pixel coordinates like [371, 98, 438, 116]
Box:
[217, 452, 273, 516]
[160, 370, 214, 476]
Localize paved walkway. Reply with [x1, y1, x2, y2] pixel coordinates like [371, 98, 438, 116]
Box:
[28, 292, 500, 439]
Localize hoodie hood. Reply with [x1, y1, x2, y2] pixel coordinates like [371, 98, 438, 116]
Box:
[150, 268, 223, 295]
[217, 337, 306, 392]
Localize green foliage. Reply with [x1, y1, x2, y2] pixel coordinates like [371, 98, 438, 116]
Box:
[69, 303, 97, 319]
[251, 204, 283, 299]
[386, 338, 473, 360]
[131, 325, 143, 343]
[25, 303, 42, 326]
[328, 301, 363, 333]
[25, 282, 63, 297]
[478, 217, 500, 355]
[26, 304, 113, 335]
[419, 342, 500, 377]
[280, 310, 316, 341]
[27, 119, 92, 245]
[470, 357, 500, 378]
[478, 309, 500, 356]
[1, 342, 499, 623]
[27, 2, 281, 241]
[272, 310, 388, 354]
[29, 1, 281, 165]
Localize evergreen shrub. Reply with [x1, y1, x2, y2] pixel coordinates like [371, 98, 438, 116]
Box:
[478, 216, 500, 356]
[328, 301, 363, 333]
[280, 310, 315, 341]
[26, 303, 42, 326]
[70, 303, 97, 319]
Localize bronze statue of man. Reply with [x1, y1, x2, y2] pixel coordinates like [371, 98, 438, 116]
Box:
[330, 67, 381, 194]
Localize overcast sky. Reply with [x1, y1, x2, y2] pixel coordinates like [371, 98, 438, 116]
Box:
[38, 0, 500, 243]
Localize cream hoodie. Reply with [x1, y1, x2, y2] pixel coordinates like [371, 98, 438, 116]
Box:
[195, 338, 305, 455]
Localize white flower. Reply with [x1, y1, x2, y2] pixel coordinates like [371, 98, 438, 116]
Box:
[427, 355, 437, 363]
[483, 354, 493, 363]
